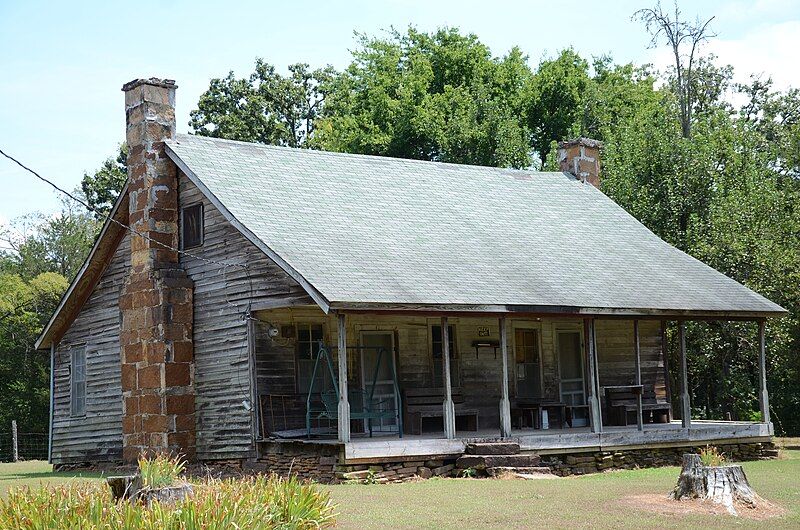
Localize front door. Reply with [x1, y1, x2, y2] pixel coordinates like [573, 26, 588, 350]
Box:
[557, 329, 588, 427]
[360, 331, 398, 432]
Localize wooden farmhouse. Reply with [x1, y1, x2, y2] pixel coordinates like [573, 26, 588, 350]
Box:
[36, 78, 786, 478]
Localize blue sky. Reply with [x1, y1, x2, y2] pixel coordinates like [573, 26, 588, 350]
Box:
[1, 0, 799, 229]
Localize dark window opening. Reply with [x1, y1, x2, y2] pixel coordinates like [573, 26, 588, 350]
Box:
[296, 324, 327, 394]
[181, 203, 204, 249]
[431, 324, 459, 387]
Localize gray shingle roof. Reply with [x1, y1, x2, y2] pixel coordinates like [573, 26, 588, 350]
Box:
[166, 134, 785, 317]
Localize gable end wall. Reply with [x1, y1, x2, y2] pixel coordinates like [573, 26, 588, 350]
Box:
[178, 172, 311, 461]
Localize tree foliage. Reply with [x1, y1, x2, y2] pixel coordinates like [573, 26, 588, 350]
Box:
[190, 61, 336, 148]
[80, 143, 127, 217]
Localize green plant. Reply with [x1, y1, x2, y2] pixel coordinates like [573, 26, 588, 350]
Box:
[699, 445, 726, 467]
[0, 474, 336, 529]
[137, 453, 186, 489]
[460, 468, 477, 478]
[363, 469, 377, 485]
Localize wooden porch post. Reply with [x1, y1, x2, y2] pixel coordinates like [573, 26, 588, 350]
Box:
[441, 316, 456, 439]
[758, 320, 770, 424]
[337, 312, 351, 443]
[633, 320, 644, 431]
[585, 318, 602, 434]
[678, 321, 691, 429]
[499, 317, 512, 438]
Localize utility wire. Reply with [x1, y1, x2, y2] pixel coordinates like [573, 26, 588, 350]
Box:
[0, 147, 248, 269]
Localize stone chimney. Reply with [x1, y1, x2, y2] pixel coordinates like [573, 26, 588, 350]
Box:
[119, 78, 195, 463]
[558, 138, 602, 188]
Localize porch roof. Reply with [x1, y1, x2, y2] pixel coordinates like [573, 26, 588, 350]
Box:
[166, 134, 785, 318]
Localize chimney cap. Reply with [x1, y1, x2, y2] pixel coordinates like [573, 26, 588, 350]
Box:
[558, 137, 602, 149]
[121, 78, 178, 92]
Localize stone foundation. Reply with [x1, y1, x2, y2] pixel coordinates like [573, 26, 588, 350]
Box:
[56, 441, 778, 482]
[542, 442, 778, 476]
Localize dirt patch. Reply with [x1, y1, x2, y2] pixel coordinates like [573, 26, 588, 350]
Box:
[619, 494, 787, 521]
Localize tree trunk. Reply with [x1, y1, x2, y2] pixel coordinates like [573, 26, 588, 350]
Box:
[670, 454, 757, 515]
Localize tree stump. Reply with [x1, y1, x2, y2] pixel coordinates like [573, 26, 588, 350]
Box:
[669, 454, 757, 515]
[107, 475, 142, 502]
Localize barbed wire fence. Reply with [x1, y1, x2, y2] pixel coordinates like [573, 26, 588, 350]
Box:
[0, 421, 48, 462]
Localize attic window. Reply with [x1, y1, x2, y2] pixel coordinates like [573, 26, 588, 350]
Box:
[181, 203, 204, 249]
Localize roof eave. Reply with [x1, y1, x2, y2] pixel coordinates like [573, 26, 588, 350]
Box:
[328, 301, 788, 320]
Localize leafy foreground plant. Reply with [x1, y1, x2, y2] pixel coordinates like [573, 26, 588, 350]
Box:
[0, 474, 336, 529]
[138, 453, 186, 489]
[699, 445, 726, 467]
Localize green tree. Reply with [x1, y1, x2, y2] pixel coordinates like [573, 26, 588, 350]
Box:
[526, 48, 590, 164]
[315, 27, 533, 168]
[190, 61, 336, 148]
[0, 271, 68, 433]
[0, 198, 99, 281]
[80, 143, 127, 217]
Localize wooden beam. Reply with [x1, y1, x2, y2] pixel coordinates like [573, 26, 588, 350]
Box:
[758, 320, 770, 424]
[585, 318, 602, 433]
[678, 321, 691, 429]
[48, 343, 55, 464]
[499, 317, 512, 438]
[441, 317, 456, 439]
[337, 313, 350, 442]
[634, 320, 644, 432]
[660, 320, 673, 421]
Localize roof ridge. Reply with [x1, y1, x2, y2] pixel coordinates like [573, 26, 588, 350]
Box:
[171, 133, 567, 178]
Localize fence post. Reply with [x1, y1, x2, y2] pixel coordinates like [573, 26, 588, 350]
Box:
[11, 420, 18, 462]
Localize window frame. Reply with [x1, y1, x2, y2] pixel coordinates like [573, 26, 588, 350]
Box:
[295, 323, 326, 394]
[70, 347, 87, 417]
[180, 202, 204, 250]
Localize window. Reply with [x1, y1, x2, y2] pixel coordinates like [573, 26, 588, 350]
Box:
[431, 324, 460, 387]
[296, 324, 326, 393]
[181, 203, 204, 249]
[514, 329, 541, 398]
[71, 348, 86, 416]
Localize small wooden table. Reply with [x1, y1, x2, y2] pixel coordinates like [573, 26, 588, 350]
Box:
[512, 400, 567, 429]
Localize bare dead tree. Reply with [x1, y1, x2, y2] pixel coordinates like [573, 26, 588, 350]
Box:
[634, 1, 715, 138]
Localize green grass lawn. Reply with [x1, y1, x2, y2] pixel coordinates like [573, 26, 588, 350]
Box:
[2, 450, 798, 529]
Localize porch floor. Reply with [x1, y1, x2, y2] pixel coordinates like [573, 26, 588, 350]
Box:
[275, 420, 773, 463]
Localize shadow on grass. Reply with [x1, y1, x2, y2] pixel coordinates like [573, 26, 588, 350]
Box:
[0, 470, 104, 482]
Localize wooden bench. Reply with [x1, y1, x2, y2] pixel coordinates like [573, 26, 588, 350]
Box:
[403, 387, 479, 435]
[604, 385, 671, 426]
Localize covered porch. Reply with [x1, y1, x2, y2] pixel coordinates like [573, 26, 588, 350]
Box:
[250, 306, 773, 455]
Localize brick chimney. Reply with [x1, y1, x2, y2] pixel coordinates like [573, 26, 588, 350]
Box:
[119, 78, 195, 463]
[559, 138, 602, 188]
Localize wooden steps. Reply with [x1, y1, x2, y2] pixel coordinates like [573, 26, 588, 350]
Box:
[457, 442, 544, 473]
[485, 466, 553, 477]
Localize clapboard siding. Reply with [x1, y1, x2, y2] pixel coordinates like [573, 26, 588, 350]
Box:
[51, 233, 129, 464]
[179, 173, 309, 460]
[595, 319, 666, 407]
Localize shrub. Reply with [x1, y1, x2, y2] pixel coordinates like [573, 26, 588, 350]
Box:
[0, 474, 336, 529]
[699, 445, 726, 467]
[138, 453, 185, 489]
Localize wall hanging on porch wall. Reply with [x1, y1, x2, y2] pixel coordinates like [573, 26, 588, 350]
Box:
[471, 339, 500, 358]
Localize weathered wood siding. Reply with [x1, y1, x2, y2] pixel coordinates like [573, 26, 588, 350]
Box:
[178, 173, 310, 460]
[252, 311, 668, 434]
[51, 233, 129, 464]
[595, 319, 666, 405]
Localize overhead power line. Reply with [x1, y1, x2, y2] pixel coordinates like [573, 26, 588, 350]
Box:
[0, 147, 248, 270]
